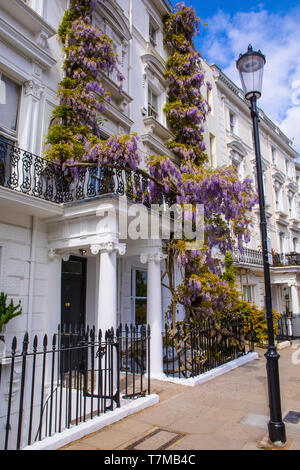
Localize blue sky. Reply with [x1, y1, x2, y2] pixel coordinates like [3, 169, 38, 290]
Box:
[180, 1, 300, 153]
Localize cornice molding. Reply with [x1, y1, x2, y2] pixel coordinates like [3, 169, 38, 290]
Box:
[0, 17, 57, 70]
[0, 0, 56, 37]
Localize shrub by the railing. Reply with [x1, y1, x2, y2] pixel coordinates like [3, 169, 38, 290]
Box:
[240, 301, 280, 345]
[0, 292, 22, 334]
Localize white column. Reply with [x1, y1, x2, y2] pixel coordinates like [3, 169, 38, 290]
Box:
[19, 80, 44, 154]
[291, 283, 300, 316]
[141, 251, 166, 377]
[91, 242, 126, 334]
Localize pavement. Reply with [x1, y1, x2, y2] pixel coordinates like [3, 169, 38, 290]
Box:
[60, 345, 300, 451]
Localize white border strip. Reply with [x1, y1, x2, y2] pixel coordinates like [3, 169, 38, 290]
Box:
[22, 394, 159, 451]
[151, 352, 259, 387]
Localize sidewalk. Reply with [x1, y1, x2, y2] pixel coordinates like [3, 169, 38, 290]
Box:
[60, 346, 300, 450]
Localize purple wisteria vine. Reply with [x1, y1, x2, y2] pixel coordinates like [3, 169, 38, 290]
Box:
[46, 0, 141, 170]
[46, 0, 258, 328]
[147, 2, 257, 325]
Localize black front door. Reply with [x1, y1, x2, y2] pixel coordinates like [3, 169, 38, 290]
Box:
[61, 257, 87, 332]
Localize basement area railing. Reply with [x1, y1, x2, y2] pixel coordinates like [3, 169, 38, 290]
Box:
[0, 137, 176, 207]
[163, 319, 254, 379]
[0, 324, 151, 450]
[277, 314, 300, 341]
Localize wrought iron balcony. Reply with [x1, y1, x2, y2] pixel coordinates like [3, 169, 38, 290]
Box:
[0, 137, 175, 207]
[272, 252, 300, 267]
[164, 0, 173, 9]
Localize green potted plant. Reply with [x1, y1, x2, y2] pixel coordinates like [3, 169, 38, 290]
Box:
[0, 292, 22, 360]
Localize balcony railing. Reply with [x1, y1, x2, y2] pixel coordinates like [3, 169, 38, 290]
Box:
[272, 252, 300, 267]
[233, 248, 263, 266]
[233, 247, 300, 267]
[0, 137, 175, 208]
[164, 0, 173, 10]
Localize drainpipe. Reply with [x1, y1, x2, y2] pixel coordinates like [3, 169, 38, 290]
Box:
[27, 216, 38, 337]
[128, 0, 132, 120]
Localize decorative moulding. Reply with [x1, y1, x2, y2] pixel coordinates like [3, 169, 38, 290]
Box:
[0, 17, 56, 71]
[140, 252, 167, 264]
[90, 242, 126, 256]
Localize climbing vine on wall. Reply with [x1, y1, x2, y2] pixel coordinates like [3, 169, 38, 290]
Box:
[46, 0, 141, 171]
[147, 2, 258, 326]
[46, 1, 258, 328]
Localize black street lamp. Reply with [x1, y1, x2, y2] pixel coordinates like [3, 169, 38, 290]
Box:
[236, 45, 286, 445]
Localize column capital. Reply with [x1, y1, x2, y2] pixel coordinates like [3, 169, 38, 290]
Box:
[90, 242, 126, 256]
[140, 251, 167, 264]
[24, 79, 44, 99]
[289, 281, 298, 288]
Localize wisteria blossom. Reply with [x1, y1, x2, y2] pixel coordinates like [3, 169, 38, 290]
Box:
[150, 2, 257, 325]
[45, 0, 138, 168]
[45, 1, 257, 326]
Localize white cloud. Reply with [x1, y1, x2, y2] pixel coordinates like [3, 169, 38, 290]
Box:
[199, 7, 300, 154]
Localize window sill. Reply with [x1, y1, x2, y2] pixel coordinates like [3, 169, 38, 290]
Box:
[143, 116, 173, 141]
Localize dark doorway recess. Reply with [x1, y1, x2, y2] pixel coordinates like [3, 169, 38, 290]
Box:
[61, 256, 87, 332]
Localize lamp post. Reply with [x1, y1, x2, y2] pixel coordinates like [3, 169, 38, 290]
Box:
[236, 45, 286, 445]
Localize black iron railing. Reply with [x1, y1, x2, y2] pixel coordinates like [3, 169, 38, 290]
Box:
[118, 324, 151, 399]
[272, 252, 300, 267]
[0, 137, 176, 207]
[277, 314, 300, 340]
[0, 324, 151, 450]
[164, 0, 173, 10]
[163, 319, 254, 379]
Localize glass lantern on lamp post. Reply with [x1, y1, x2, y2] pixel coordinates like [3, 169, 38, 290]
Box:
[236, 45, 286, 445]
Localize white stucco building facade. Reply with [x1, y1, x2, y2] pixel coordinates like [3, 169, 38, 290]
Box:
[0, 0, 178, 381]
[202, 61, 300, 322]
[1, 0, 300, 373]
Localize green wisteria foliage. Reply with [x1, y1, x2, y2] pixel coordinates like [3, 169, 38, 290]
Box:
[46, 0, 141, 171]
[46, 1, 259, 330]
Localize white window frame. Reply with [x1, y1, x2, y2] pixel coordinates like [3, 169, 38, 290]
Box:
[0, 72, 21, 140]
[149, 20, 157, 46]
[271, 146, 277, 166]
[228, 109, 237, 135]
[131, 268, 148, 325]
[243, 285, 255, 303]
[148, 86, 159, 120]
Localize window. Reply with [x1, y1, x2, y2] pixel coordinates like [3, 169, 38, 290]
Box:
[131, 269, 147, 325]
[243, 285, 255, 303]
[149, 21, 157, 46]
[148, 87, 158, 120]
[275, 188, 280, 211]
[271, 146, 277, 165]
[279, 233, 285, 254]
[207, 88, 213, 114]
[0, 74, 21, 136]
[209, 133, 216, 166]
[288, 196, 294, 218]
[229, 110, 237, 134]
[293, 238, 298, 253]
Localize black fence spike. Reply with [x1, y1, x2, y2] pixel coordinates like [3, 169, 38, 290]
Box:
[11, 336, 17, 352]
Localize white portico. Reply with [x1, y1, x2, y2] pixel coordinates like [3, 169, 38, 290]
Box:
[46, 197, 168, 376]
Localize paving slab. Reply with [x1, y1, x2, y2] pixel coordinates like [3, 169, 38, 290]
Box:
[61, 346, 300, 451]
